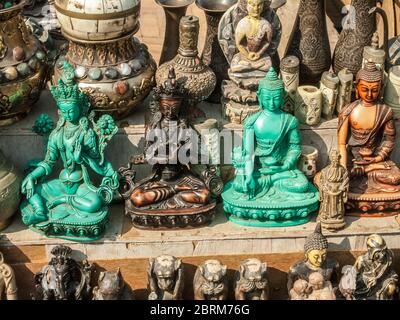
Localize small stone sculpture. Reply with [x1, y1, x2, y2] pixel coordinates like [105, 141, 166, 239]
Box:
[193, 260, 228, 300]
[119, 67, 223, 229]
[287, 223, 339, 293]
[147, 255, 184, 300]
[320, 71, 339, 120]
[280, 55, 300, 114]
[289, 279, 309, 300]
[0, 250, 17, 300]
[218, 0, 282, 123]
[340, 234, 399, 300]
[92, 269, 134, 300]
[336, 68, 354, 114]
[290, 272, 336, 300]
[222, 68, 319, 227]
[338, 60, 400, 216]
[34, 245, 93, 300]
[338, 265, 357, 300]
[295, 85, 322, 126]
[314, 150, 349, 231]
[20, 62, 120, 241]
[234, 258, 269, 300]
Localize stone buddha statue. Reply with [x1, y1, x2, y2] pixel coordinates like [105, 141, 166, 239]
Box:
[340, 234, 398, 300]
[229, 0, 273, 86]
[222, 68, 319, 226]
[287, 223, 339, 294]
[119, 67, 223, 229]
[338, 60, 400, 215]
[219, 0, 282, 123]
[20, 62, 119, 241]
[0, 251, 17, 300]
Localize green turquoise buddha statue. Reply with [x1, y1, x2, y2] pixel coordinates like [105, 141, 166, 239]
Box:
[222, 68, 319, 226]
[20, 62, 119, 242]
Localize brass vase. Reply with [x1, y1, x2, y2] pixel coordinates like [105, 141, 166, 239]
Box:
[0, 149, 21, 231]
[196, 0, 237, 103]
[156, 15, 216, 108]
[285, 0, 331, 85]
[156, 0, 195, 65]
[333, 0, 377, 76]
[53, 0, 156, 119]
[0, 0, 48, 126]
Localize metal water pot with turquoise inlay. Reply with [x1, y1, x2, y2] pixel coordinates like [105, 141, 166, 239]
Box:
[53, 0, 156, 119]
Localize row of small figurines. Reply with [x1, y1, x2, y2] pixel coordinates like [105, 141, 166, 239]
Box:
[0, 226, 397, 300]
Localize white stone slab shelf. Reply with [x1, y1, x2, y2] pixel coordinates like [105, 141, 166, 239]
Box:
[1, 204, 400, 262]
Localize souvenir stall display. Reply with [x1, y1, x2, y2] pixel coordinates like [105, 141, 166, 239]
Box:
[0, 0, 399, 302]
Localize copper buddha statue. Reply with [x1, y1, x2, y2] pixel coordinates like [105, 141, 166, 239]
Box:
[338, 60, 400, 215]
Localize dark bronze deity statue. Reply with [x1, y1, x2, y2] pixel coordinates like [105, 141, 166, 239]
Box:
[34, 245, 93, 300]
[119, 67, 223, 229]
[338, 60, 400, 216]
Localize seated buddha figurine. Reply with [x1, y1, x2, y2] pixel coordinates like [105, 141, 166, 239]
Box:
[338, 60, 400, 215]
[287, 223, 339, 294]
[20, 62, 119, 241]
[229, 0, 273, 86]
[222, 68, 319, 226]
[119, 67, 223, 229]
[218, 0, 282, 124]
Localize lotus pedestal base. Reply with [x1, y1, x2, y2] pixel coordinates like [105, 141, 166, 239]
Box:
[20, 201, 109, 242]
[222, 182, 319, 227]
[125, 201, 216, 230]
[345, 192, 400, 217]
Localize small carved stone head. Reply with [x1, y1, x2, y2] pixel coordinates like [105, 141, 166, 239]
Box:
[95, 269, 124, 300]
[239, 258, 267, 282]
[200, 260, 227, 283]
[149, 255, 182, 291]
[304, 223, 329, 268]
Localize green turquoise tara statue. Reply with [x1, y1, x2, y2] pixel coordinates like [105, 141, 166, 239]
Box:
[20, 62, 119, 241]
[222, 68, 319, 227]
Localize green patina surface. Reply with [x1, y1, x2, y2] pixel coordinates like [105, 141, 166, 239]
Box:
[222, 68, 319, 227]
[20, 62, 119, 242]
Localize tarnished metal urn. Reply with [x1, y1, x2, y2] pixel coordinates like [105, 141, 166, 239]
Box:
[0, 149, 21, 231]
[0, 0, 48, 126]
[53, 0, 156, 119]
